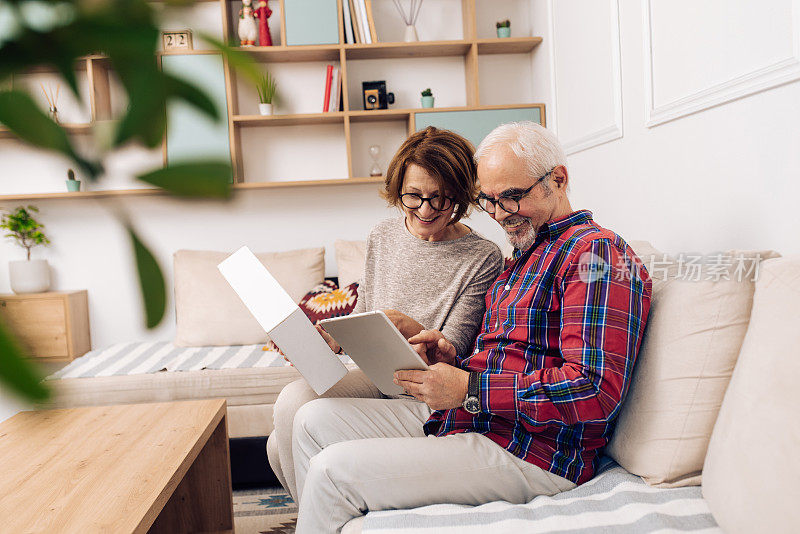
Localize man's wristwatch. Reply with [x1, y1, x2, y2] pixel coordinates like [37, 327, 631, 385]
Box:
[462, 371, 481, 415]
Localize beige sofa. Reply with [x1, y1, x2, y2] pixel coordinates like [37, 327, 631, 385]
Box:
[344, 246, 798, 533]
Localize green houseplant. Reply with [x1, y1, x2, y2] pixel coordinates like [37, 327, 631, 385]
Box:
[0, 206, 52, 294]
[256, 70, 277, 115]
[420, 87, 434, 108]
[496, 19, 511, 38]
[0, 0, 265, 403]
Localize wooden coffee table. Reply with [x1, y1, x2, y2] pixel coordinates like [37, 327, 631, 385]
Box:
[0, 399, 233, 533]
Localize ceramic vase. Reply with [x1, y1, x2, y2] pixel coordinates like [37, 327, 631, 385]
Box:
[258, 103, 274, 115]
[497, 27, 511, 38]
[9, 259, 51, 294]
[421, 95, 434, 108]
[404, 25, 419, 42]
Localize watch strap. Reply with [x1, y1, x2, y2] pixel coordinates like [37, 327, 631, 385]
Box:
[468, 371, 479, 397]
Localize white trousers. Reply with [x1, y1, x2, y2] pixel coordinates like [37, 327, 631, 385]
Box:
[292, 396, 576, 534]
[267, 370, 383, 500]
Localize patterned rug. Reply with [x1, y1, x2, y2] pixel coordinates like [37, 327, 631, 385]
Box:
[233, 486, 297, 534]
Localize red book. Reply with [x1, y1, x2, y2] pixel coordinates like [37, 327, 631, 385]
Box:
[322, 64, 333, 112]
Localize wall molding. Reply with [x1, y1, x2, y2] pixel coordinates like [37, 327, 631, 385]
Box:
[643, 0, 800, 128]
[549, 0, 624, 155]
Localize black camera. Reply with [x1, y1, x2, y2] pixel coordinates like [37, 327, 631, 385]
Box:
[362, 81, 395, 110]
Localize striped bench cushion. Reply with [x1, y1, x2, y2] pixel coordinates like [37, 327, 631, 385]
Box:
[361, 459, 720, 533]
[48, 341, 352, 379]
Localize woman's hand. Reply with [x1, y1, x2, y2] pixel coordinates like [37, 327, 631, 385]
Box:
[382, 309, 425, 339]
[315, 324, 341, 354]
[407, 329, 457, 366]
[394, 363, 469, 411]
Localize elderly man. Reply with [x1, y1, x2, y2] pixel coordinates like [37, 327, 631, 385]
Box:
[291, 121, 652, 533]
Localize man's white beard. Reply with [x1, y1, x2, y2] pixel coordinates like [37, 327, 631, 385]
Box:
[502, 216, 537, 251]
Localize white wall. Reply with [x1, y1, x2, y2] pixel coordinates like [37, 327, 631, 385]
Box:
[545, 0, 800, 255]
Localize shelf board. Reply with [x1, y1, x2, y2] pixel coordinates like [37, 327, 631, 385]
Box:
[157, 49, 222, 56]
[345, 40, 471, 60]
[0, 123, 93, 139]
[232, 104, 546, 126]
[0, 177, 383, 201]
[237, 45, 341, 63]
[233, 176, 383, 189]
[347, 109, 412, 123]
[233, 112, 344, 126]
[476, 37, 543, 55]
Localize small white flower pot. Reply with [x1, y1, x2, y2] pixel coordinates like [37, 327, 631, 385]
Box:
[9, 259, 51, 294]
[258, 103, 274, 116]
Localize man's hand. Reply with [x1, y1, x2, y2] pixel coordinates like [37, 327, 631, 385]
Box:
[407, 329, 457, 365]
[394, 363, 469, 411]
[315, 324, 341, 354]
[382, 309, 424, 339]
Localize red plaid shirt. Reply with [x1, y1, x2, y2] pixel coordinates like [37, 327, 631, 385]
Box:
[423, 211, 652, 484]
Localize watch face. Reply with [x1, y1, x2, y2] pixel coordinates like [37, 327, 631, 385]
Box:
[463, 397, 480, 414]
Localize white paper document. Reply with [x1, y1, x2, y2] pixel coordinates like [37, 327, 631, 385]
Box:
[217, 246, 347, 394]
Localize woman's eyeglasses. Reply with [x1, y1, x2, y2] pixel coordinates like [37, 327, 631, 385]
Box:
[400, 193, 454, 212]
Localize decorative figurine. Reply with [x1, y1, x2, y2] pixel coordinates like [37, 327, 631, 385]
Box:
[238, 0, 258, 47]
[255, 0, 273, 47]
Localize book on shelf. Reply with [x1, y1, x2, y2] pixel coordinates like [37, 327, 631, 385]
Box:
[356, 0, 372, 44]
[328, 66, 341, 113]
[342, 0, 355, 44]
[365, 0, 378, 42]
[322, 64, 333, 112]
[349, 0, 363, 44]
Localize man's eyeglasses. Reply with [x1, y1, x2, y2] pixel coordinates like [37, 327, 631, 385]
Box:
[476, 168, 554, 215]
[400, 193, 454, 212]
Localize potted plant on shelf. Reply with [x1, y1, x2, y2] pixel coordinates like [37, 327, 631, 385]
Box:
[0, 206, 52, 294]
[66, 168, 81, 192]
[420, 88, 434, 108]
[256, 71, 277, 115]
[496, 19, 511, 38]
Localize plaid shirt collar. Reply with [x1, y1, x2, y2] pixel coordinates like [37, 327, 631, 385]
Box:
[512, 210, 594, 260]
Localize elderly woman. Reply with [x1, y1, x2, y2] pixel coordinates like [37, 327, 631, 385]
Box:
[266, 126, 504, 501]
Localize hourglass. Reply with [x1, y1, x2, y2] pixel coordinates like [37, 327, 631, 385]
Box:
[368, 145, 382, 177]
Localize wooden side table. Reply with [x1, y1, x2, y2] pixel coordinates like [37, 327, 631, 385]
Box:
[0, 290, 91, 361]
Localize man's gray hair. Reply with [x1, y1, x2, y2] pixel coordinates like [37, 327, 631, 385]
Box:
[475, 121, 568, 190]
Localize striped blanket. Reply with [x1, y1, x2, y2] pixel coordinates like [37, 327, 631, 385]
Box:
[48, 341, 353, 380]
[361, 458, 720, 533]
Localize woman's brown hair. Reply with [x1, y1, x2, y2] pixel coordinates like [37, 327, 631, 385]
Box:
[382, 126, 477, 224]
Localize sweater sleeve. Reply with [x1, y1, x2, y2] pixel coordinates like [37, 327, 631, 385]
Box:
[440, 247, 504, 357]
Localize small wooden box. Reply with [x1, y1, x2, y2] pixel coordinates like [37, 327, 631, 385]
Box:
[0, 290, 91, 361]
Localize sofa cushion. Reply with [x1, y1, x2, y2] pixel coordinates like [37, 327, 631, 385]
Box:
[334, 239, 366, 288]
[606, 247, 779, 487]
[174, 248, 325, 347]
[702, 258, 800, 533]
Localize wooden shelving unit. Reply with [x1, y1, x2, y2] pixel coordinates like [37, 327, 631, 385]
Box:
[0, 0, 545, 201]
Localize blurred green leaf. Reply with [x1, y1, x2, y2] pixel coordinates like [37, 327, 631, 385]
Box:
[202, 33, 262, 85]
[0, 90, 100, 177]
[0, 319, 50, 402]
[164, 72, 219, 120]
[128, 227, 166, 329]
[138, 161, 232, 198]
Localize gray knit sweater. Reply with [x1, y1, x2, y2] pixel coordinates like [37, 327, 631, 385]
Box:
[352, 217, 503, 357]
